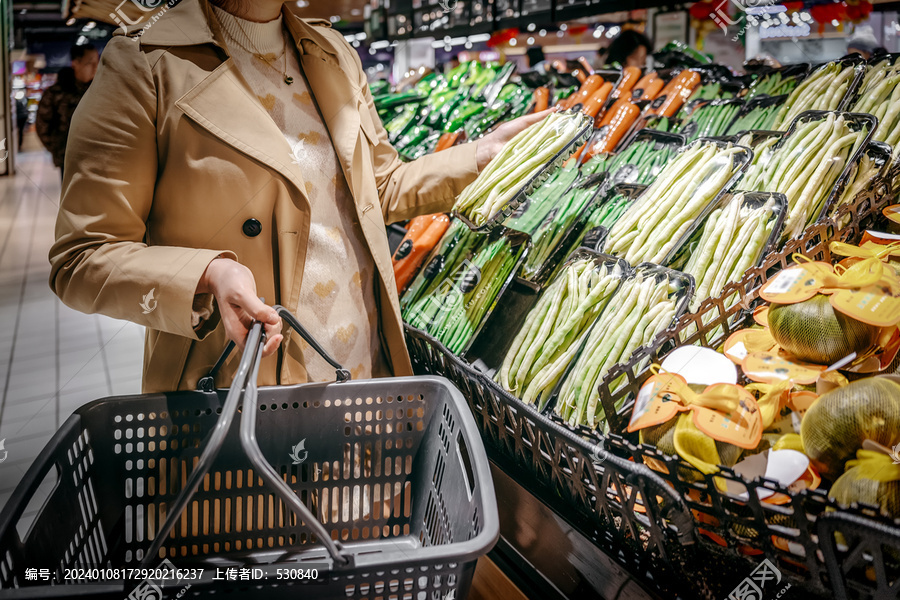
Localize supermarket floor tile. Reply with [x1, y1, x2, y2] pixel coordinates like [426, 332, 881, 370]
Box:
[0, 147, 144, 505]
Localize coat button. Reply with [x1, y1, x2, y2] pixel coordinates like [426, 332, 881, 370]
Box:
[242, 218, 262, 237]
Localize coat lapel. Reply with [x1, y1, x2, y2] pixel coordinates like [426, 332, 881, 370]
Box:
[175, 61, 311, 206]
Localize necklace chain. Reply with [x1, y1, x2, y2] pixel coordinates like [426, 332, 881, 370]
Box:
[218, 13, 294, 85]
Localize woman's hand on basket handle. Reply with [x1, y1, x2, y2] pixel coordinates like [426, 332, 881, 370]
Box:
[475, 108, 555, 171]
[197, 258, 283, 356]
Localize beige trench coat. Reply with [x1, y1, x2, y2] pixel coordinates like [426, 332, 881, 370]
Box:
[49, 0, 480, 393]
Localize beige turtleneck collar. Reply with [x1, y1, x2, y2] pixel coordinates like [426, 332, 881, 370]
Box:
[211, 5, 285, 56]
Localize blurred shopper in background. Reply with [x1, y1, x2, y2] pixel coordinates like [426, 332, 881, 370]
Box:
[602, 30, 652, 69]
[15, 96, 28, 152]
[526, 46, 548, 73]
[847, 26, 879, 59]
[36, 43, 98, 178]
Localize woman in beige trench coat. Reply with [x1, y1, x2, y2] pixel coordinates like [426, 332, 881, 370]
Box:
[49, 0, 544, 393]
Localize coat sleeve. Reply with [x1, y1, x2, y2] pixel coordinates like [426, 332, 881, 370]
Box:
[338, 34, 481, 224]
[49, 36, 234, 340]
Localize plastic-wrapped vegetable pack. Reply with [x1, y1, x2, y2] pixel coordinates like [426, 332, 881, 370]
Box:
[496, 258, 626, 408]
[554, 269, 685, 429]
[401, 220, 525, 353]
[740, 112, 869, 240]
[604, 141, 748, 265]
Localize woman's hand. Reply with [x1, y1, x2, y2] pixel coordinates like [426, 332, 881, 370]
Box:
[197, 258, 283, 356]
[475, 108, 555, 171]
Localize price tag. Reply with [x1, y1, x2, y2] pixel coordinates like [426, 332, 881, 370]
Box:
[829, 286, 900, 327]
[627, 374, 685, 432]
[758, 265, 827, 303]
[741, 352, 825, 385]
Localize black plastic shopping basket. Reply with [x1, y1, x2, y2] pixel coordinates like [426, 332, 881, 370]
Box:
[0, 307, 498, 599]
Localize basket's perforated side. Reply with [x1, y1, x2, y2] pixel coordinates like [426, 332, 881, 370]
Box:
[108, 393, 435, 564]
[0, 421, 111, 588]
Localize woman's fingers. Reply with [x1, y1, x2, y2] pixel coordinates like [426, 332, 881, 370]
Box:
[262, 332, 283, 357]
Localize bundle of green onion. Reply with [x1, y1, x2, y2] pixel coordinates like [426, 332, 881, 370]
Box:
[518, 176, 608, 279]
[555, 271, 680, 429]
[454, 111, 590, 226]
[679, 101, 742, 142]
[402, 221, 523, 353]
[503, 164, 582, 235]
[587, 136, 678, 186]
[604, 142, 745, 265]
[726, 101, 783, 134]
[741, 113, 867, 240]
[772, 61, 858, 130]
[849, 57, 900, 150]
[745, 70, 802, 100]
[674, 193, 777, 311]
[496, 258, 624, 407]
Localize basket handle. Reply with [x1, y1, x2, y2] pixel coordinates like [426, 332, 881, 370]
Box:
[237, 340, 353, 567]
[143, 321, 353, 569]
[142, 321, 266, 567]
[197, 305, 351, 392]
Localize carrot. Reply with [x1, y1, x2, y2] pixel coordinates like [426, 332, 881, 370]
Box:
[639, 78, 664, 101]
[631, 72, 662, 100]
[566, 76, 609, 112]
[434, 131, 461, 152]
[598, 97, 629, 127]
[533, 86, 550, 113]
[393, 214, 451, 293]
[561, 74, 605, 109]
[581, 82, 614, 118]
[646, 70, 701, 117]
[572, 69, 587, 84]
[613, 66, 642, 98]
[593, 101, 639, 155]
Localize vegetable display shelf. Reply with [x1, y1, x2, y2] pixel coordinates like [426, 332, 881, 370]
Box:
[404, 171, 895, 600]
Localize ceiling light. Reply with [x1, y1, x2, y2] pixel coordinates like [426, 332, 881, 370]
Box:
[329, 15, 340, 23]
[831, 19, 839, 26]
[509, 38, 517, 45]
[559, 23, 567, 31]
[296, 0, 309, 6]
[527, 36, 534, 44]
[539, 29, 546, 36]
[527, 23, 535, 31]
